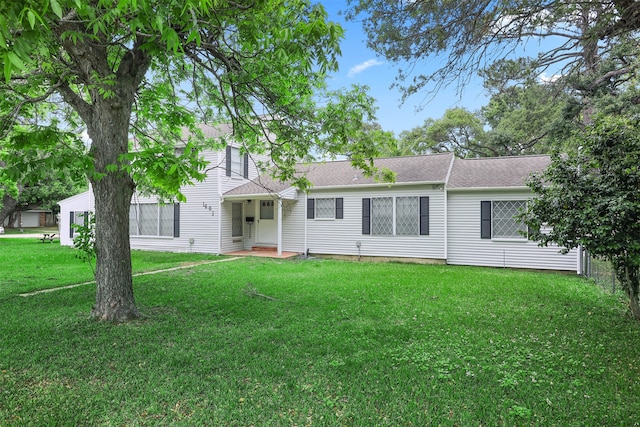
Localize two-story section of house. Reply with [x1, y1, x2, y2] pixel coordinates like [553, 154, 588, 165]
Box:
[58, 123, 269, 254]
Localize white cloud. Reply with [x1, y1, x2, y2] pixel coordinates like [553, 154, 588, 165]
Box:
[539, 72, 560, 83]
[347, 59, 384, 77]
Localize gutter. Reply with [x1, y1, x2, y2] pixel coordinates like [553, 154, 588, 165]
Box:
[446, 186, 531, 192]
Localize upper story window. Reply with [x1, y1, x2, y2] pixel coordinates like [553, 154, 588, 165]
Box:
[226, 146, 248, 179]
[481, 200, 527, 239]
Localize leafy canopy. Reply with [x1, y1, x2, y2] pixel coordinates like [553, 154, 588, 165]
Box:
[1, 0, 385, 197]
[522, 116, 640, 319]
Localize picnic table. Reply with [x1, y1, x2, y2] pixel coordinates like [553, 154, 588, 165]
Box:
[40, 233, 56, 243]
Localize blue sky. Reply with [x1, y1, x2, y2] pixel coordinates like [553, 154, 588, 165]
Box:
[321, 2, 490, 136]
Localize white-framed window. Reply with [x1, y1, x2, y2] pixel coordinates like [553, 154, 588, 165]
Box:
[396, 196, 420, 235]
[232, 203, 243, 237]
[69, 211, 88, 238]
[371, 197, 394, 235]
[260, 200, 274, 220]
[230, 146, 244, 177]
[315, 198, 335, 219]
[363, 196, 428, 236]
[130, 203, 176, 237]
[481, 200, 527, 239]
[307, 198, 343, 220]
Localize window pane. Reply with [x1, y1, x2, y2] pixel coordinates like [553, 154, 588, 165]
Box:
[260, 200, 274, 219]
[129, 205, 139, 236]
[492, 200, 527, 238]
[230, 147, 243, 176]
[396, 196, 419, 235]
[139, 203, 158, 235]
[232, 203, 243, 237]
[159, 205, 174, 237]
[371, 197, 393, 235]
[315, 198, 335, 219]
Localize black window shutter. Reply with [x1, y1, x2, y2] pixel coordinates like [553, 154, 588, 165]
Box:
[225, 145, 231, 177]
[307, 198, 315, 219]
[83, 211, 89, 226]
[243, 153, 249, 179]
[335, 198, 343, 219]
[173, 203, 180, 237]
[419, 197, 429, 235]
[69, 211, 75, 238]
[362, 198, 370, 235]
[481, 201, 492, 239]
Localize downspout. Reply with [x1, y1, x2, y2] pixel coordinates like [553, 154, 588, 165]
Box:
[304, 192, 308, 256]
[277, 198, 283, 256]
[217, 151, 223, 254]
[443, 155, 455, 262]
[577, 245, 583, 275]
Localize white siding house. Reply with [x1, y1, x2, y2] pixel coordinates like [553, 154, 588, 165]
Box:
[445, 156, 578, 271]
[58, 190, 95, 247]
[58, 134, 579, 272]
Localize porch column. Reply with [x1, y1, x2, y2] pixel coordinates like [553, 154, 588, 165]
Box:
[277, 198, 283, 256]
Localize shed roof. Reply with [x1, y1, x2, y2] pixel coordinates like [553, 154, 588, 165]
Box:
[447, 155, 550, 189]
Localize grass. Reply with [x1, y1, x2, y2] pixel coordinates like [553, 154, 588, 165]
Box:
[0, 238, 223, 296]
[1, 240, 640, 425]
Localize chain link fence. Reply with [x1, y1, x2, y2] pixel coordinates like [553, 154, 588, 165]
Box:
[580, 250, 618, 293]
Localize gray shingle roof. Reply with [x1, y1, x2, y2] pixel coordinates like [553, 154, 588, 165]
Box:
[446, 155, 550, 189]
[224, 153, 454, 196]
[225, 153, 552, 197]
[179, 123, 233, 143]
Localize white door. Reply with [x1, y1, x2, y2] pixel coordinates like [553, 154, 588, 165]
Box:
[257, 200, 277, 245]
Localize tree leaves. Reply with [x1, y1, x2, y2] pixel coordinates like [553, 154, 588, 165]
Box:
[522, 116, 640, 317]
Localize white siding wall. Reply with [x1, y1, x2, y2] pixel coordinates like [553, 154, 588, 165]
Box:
[447, 190, 577, 271]
[282, 198, 305, 253]
[219, 146, 269, 194]
[58, 147, 268, 254]
[305, 185, 445, 260]
[58, 191, 94, 247]
[128, 147, 267, 254]
[129, 150, 222, 253]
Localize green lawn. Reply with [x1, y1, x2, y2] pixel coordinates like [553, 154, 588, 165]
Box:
[1, 240, 639, 425]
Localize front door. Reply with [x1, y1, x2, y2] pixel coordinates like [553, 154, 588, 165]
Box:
[257, 200, 277, 245]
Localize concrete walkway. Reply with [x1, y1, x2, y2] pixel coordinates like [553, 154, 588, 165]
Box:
[19, 256, 242, 297]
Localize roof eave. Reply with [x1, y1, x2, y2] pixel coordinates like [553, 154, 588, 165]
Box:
[309, 180, 446, 191]
[446, 186, 531, 192]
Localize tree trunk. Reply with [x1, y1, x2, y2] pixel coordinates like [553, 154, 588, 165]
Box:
[618, 264, 640, 321]
[91, 172, 139, 321]
[0, 192, 18, 227]
[88, 102, 139, 322]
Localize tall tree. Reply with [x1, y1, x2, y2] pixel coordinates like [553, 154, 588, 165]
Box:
[1, 129, 87, 227]
[479, 59, 579, 155]
[347, 1, 640, 116]
[392, 119, 434, 156]
[425, 107, 487, 157]
[522, 116, 640, 321]
[393, 108, 487, 157]
[1, 1, 382, 321]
